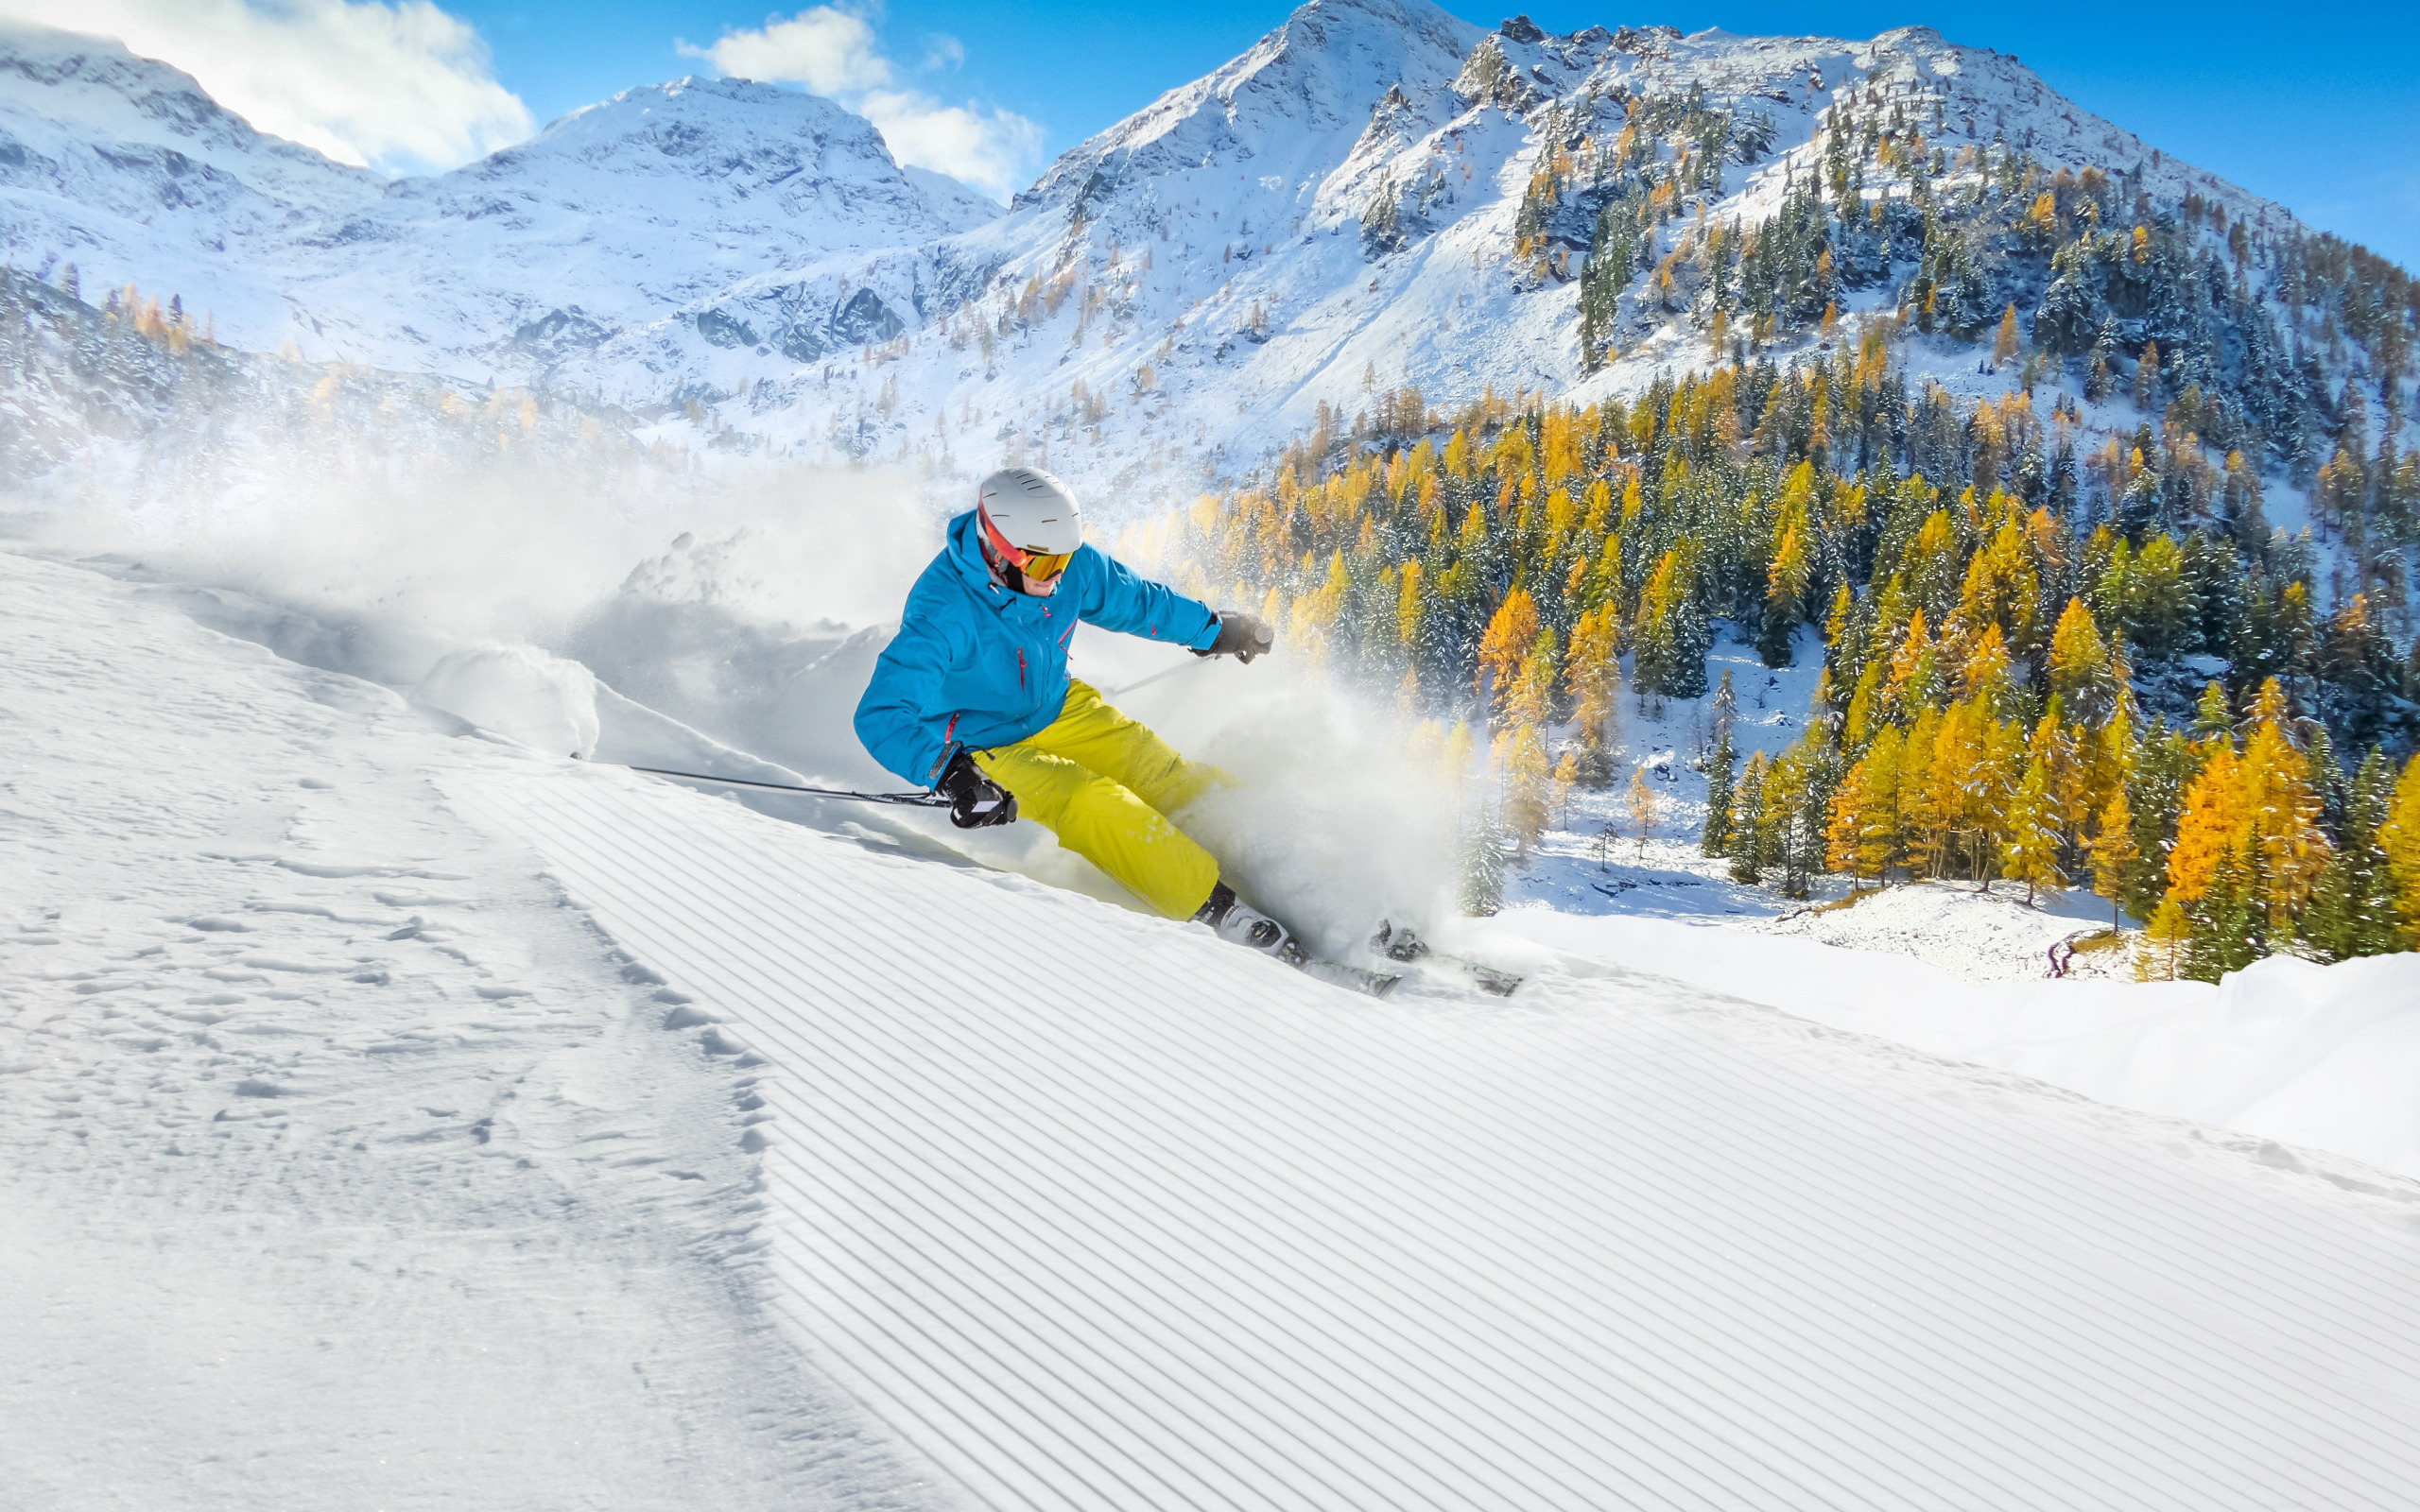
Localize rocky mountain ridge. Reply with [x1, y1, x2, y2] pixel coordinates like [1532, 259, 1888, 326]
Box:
[0, 2, 2395, 523]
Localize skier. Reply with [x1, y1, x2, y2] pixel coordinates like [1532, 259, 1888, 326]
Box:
[853, 468, 1298, 960]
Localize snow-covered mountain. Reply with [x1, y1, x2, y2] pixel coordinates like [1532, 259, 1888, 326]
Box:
[0, 23, 996, 373]
[0, 1, 2346, 506]
[0, 19, 377, 341]
[532, 0, 2311, 503]
[277, 76, 1000, 375]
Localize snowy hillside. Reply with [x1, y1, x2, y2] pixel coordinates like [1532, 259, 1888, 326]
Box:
[9, 540, 2420, 1509]
[0, 19, 377, 344]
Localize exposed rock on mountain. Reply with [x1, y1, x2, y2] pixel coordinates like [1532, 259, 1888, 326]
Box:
[0, 2, 2398, 524]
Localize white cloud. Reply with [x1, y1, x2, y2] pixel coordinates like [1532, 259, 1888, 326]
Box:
[861, 90, 1042, 202]
[0, 0, 533, 175]
[678, 7, 1039, 202]
[676, 6, 889, 98]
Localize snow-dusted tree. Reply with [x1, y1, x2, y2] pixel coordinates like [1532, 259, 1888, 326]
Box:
[1459, 802, 1507, 916]
[2000, 750, 2064, 905]
[1633, 546, 1709, 701]
[2300, 751, 2403, 962]
[1502, 727, 1553, 861]
[1564, 602, 1621, 787]
[1476, 588, 1539, 709]
[1701, 670, 1737, 856]
[1759, 519, 1809, 668]
[1727, 751, 1769, 884]
[1627, 765, 1658, 862]
[2089, 790, 2137, 932]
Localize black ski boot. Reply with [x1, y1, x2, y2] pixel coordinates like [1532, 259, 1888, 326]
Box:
[1193, 882, 1309, 967]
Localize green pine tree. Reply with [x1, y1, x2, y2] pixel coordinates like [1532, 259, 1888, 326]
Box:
[2301, 750, 2401, 961]
[1702, 671, 1738, 856]
[2181, 843, 2263, 983]
[1459, 801, 1507, 916]
[1727, 752, 1768, 885]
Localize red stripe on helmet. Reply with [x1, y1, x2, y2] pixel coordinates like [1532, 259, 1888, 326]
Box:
[976, 499, 1033, 568]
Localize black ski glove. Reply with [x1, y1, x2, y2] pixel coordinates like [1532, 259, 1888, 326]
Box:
[935, 749, 1017, 829]
[1194, 609, 1275, 664]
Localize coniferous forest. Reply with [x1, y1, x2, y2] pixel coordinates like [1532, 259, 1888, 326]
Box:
[1127, 81, 2420, 979]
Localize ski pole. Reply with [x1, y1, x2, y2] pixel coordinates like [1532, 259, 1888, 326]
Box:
[1101, 657, 1210, 699]
[622, 765, 950, 807]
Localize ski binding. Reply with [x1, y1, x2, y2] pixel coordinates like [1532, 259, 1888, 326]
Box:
[1370, 921, 1523, 997]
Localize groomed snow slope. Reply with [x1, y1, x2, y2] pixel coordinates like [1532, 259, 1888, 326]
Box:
[0, 549, 948, 1512]
[466, 763, 2420, 1512]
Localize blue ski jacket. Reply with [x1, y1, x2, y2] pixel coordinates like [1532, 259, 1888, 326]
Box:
[854, 509, 1220, 785]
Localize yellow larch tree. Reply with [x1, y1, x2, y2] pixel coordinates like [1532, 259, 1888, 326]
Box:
[1824, 724, 1904, 885]
[2000, 747, 2064, 905]
[2379, 752, 2420, 948]
[1503, 628, 1561, 730]
[2236, 679, 2330, 932]
[1627, 765, 1658, 862]
[1476, 588, 1539, 703]
[1564, 602, 1621, 777]
[1395, 558, 1425, 651]
[2139, 898, 2188, 982]
[2090, 789, 2137, 931]
[1896, 706, 1942, 876]
[1503, 725, 1553, 859]
[2165, 744, 2250, 906]
[1824, 760, 1871, 880]
[2046, 596, 2120, 725]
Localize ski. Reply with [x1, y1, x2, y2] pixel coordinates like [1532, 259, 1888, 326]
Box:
[1301, 954, 1404, 999]
[1370, 921, 1523, 997]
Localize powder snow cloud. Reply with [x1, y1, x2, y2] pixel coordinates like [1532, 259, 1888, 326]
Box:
[0, 0, 532, 175]
[678, 5, 1041, 201]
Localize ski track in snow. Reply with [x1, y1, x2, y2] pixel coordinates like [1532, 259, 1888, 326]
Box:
[462, 752, 2420, 1511]
[0, 549, 949, 1511]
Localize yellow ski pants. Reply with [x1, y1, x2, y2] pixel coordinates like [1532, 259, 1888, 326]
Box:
[972, 679, 1230, 919]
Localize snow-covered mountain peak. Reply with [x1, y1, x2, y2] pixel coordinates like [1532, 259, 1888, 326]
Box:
[0, 32, 991, 366]
[427, 76, 887, 201]
[1017, 0, 1480, 219]
[272, 72, 989, 370]
[358, 73, 975, 250]
[0, 19, 376, 208]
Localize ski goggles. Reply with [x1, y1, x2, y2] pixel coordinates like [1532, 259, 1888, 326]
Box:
[977, 506, 1073, 581]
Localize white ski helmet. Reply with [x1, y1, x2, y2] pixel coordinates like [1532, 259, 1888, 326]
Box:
[975, 467, 1083, 561]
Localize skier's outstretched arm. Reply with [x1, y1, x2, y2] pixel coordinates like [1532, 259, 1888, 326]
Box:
[1073, 549, 1219, 648]
[1079, 551, 1270, 662]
